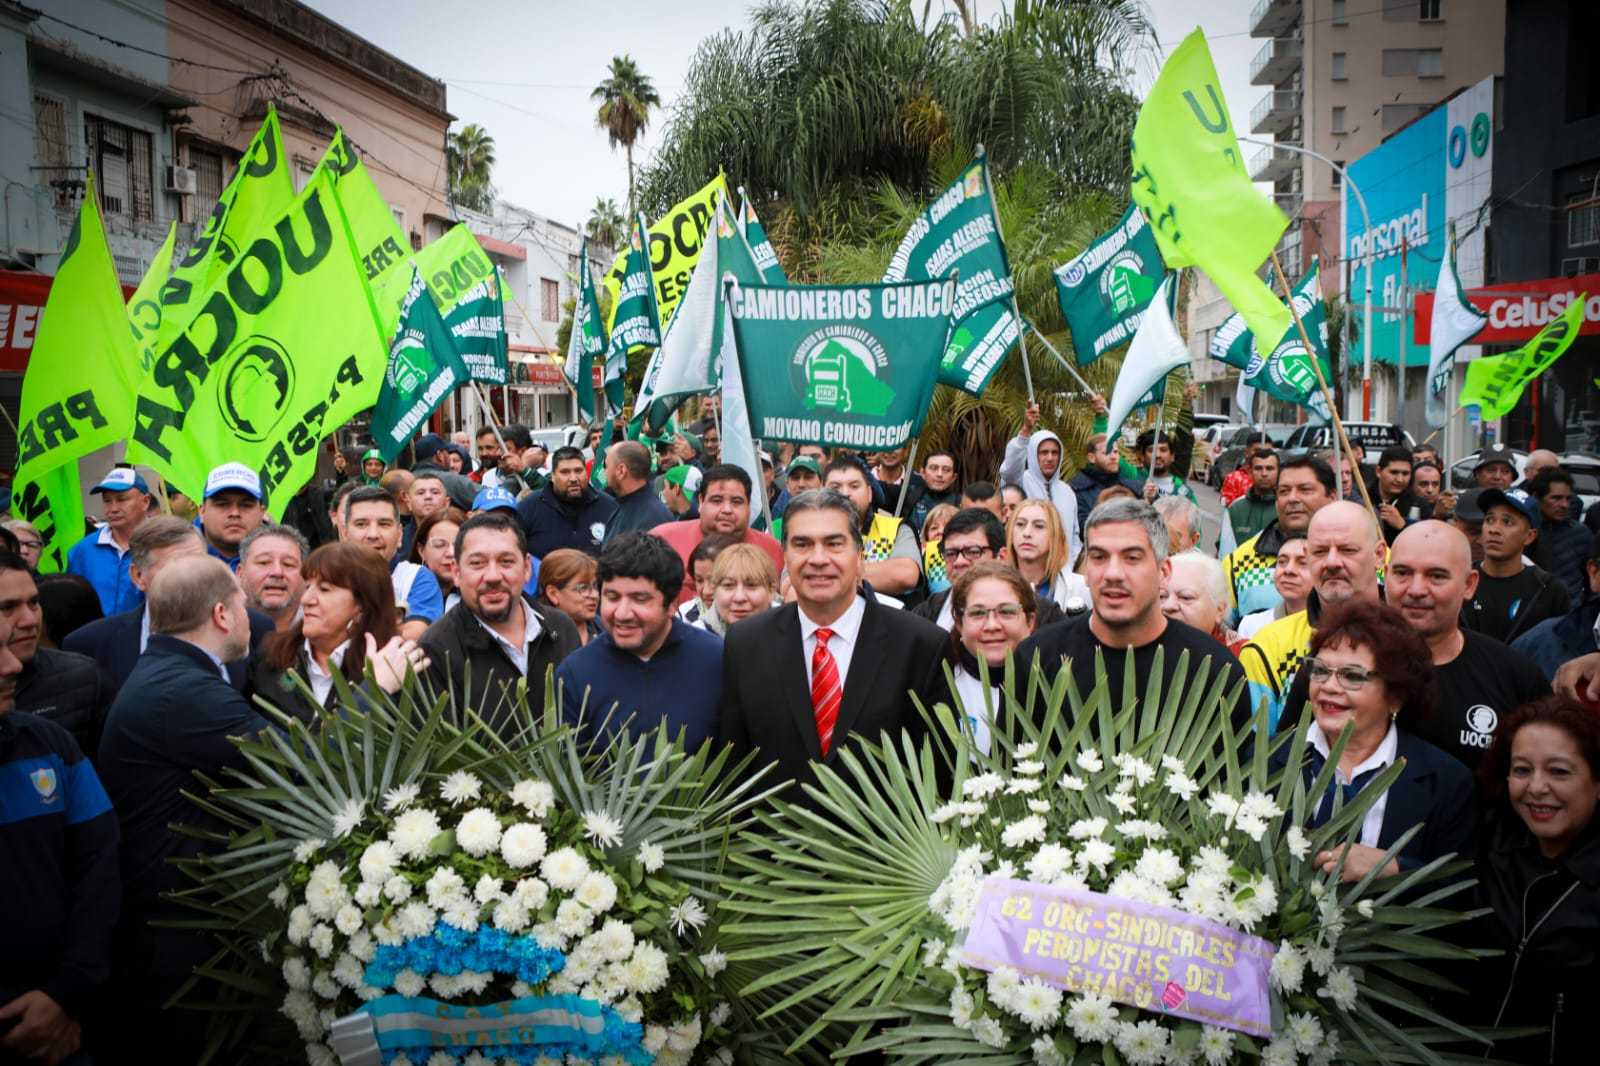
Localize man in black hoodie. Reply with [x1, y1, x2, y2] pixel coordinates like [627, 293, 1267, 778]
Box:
[1069, 431, 1140, 538]
[517, 446, 619, 558]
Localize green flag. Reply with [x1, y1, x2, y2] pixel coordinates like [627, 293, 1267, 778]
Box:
[309, 130, 414, 333]
[726, 278, 956, 449]
[127, 223, 175, 375]
[1208, 261, 1332, 418]
[565, 239, 607, 421]
[156, 106, 294, 349]
[1460, 293, 1586, 420]
[12, 174, 140, 571]
[1131, 29, 1290, 359]
[416, 223, 495, 314]
[415, 224, 507, 384]
[126, 168, 389, 511]
[370, 268, 470, 461]
[1055, 204, 1165, 366]
[604, 213, 662, 383]
[883, 152, 1020, 393]
[739, 190, 788, 285]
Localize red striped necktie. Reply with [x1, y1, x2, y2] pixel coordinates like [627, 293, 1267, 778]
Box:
[811, 627, 842, 756]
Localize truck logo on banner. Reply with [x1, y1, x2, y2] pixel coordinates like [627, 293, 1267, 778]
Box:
[797, 332, 895, 417]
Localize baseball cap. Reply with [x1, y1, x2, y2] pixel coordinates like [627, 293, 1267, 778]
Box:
[413, 433, 448, 465]
[1472, 443, 1518, 473]
[664, 463, 703, 500]
[472, 486, 518, 513]
[1477, 487, 1541, 529]
[1452, 488, 1487, 522]
[786, 456, 822, 478]
[91, 465, 149, 495]
[204, 462, 263, 502]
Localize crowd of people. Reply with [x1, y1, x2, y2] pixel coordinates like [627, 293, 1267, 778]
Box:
[3, 404, 1600, 1064]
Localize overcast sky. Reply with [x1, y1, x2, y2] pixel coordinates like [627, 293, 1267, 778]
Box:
[303, 0, 1259, 228]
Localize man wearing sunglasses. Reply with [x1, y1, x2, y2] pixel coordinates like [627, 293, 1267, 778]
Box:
[911, 509, 1070, 632]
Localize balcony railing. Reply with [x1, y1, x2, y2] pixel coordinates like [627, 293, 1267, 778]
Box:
[1249, 142, 1301, 183]
[1250, 90, 1302, 135]
[1249, 0, 1301, 38]
[1250, 37, 1302, 86]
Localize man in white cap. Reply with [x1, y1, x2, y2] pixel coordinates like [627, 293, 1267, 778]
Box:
[198, 462, 266, 571]
[67, 464, 152, 614]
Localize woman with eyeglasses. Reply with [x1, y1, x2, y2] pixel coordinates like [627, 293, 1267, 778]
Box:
[536, 548, 602, 645]
[1276, 598, 1474, 883]
[410, 507, 466, 609]
[935, 562, 1040, 756]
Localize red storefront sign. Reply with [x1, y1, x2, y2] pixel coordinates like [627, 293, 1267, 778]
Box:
[1413, 273, 1600, 344]
[0, 270, 137, 373]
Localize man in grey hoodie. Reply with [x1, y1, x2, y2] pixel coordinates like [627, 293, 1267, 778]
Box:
[999, 402, 1080, 566]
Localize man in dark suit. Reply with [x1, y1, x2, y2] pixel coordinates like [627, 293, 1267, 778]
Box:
[719, 490, 946, 804]
[63, 515, 272, 693]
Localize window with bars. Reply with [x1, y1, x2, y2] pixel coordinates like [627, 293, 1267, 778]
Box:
[32, 94, 75, 208]
[540, 278, 560, 321]
[187, 143, 225, 226]
[1568, 194, 1600, 248]
[85, 114, 154, 222]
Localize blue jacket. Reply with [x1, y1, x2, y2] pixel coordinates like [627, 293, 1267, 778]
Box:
[605, 485, 674, 542]
[555, 618, 722, 750]
[517, 482, 618, 560]
[1512, 596, 1600, 681]
[0, 711, 120, 1018]
[66, 525, 142, 615]
[62, 605, 277, 695]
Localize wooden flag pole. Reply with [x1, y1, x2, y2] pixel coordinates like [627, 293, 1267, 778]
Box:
[1269, 250, 1379, 521]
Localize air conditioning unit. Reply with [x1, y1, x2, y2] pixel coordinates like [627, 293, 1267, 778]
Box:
[164, 165, 197, 195]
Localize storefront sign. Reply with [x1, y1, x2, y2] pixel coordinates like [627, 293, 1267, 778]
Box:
[0, 270, 135, 373]
[1414, 275, 1600, 344]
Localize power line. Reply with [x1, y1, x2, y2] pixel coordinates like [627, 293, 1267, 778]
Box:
[31, 10, 264, 76]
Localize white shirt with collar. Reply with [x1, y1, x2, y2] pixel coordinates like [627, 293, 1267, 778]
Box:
[96, 523, 129, 557]
[475, 600, 543, 678]
[304, 640, 350, 706]
[1308, 719, 1399, 849]
[140, 607, 151, 653]
[935, 594, 955, 632]
[799, 593, 867, 691]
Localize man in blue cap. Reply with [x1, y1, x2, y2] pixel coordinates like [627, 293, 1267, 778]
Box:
[197, 463, 266, 571]
[67, 464, 152, 614]
[471, 486, 540, 597]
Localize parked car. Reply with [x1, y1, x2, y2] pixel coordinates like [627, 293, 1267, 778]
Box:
[1280, 422, 1415, 468]
[1559, 452, 1600, 516]
[1194, 423, 1244, 484]
[1211, 424, 1297, 486]
[1447, 449, 1528, 492]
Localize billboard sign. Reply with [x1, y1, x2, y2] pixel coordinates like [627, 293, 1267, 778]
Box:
[1414, 274, 1600, 344]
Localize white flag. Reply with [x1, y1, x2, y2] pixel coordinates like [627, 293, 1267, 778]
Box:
[1234, 375, 1256, 425]
[1106, 276, 1188, 439]
[1425, 240, 1488, 429]
[644, 193, 725, 410]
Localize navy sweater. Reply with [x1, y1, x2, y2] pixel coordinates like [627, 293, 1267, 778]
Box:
[555, 618, 723, 750]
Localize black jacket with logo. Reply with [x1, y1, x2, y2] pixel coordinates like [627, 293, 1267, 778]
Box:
[516, 483, 619, 559]
[15, 646, 115, 760]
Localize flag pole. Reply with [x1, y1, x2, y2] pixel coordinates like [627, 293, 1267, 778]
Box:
[893, 437, 920, 521]
[1020, 314, 1095, 395]
[975, 144, 1038, 404]
[1015, 298, 1036, 403]
[1270, 251, 1378, 520]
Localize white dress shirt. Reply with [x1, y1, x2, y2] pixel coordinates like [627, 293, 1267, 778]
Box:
[475, 601, 543, 677]
[799, 594, 867, 692]
[1308, 720, 1399, 848]
[304, 640, 350, 706]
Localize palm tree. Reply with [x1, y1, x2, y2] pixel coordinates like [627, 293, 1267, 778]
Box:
[591, 55, 661, 218]
[585, 197, 626, 252]
[447, 123, 496, 212]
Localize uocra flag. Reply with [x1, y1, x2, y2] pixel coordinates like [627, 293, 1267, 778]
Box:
[1208, 262, 1332, 417]
[1460, 293, 1585, 420]
[1054, 203, 1165, 366]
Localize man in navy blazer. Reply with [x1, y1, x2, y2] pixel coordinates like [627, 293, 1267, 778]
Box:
[718, 491, 946, 806]
[63, 515, 272, 693]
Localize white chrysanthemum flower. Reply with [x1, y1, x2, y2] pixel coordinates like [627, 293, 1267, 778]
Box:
[624, 942, 670, 994]
[555, 899, 594, 937]
[1285, 826, 1311, 859]
[440, 899, 479, 930]
[921, 938, 947, 966]
[1357, 899, 1375, 919]
[1192, 845, 1232, 877]
[332, 952, 364, 989]
[331, 798, 365, 839]
[440, 771, 482, 806]
[1112, 1019, 1170, 1066]
[494, 822, 547, 869]
[666, 1015, 703, 1053]
[1065, 994, 1118, 1043]
[1270, 941, 1306, 992]
[670, 895, 710, 936]
[1307, 1031, 1343, 1066]
[388, 808, 442, 860]
[347, 930, 375, 963]
[1013, 759, 1045, 776]
[510, 778, 556, 817]
[986, 965, 1022, 1005]
[1198, 1025, 1234, 1066]
[513, 877, 550, 910]
[454, 807, 502, 857]
[1261, 1039, 1298, 1066]
[971, 1016, 1006, 1048]
[1107, 790, 1138, 815]
[1077, 838, 1115, 874]
[541, 847, 589, 890]
[582, 809, 625, 848]
[333, 903, 364, 936]
[1001, 815, 1048, 849]
[425, 867, 467, 908]
[637, 841, 665, 872]
[1113, 754, 1156, 786]
[304, 866, 348, 920]
[1031, 1036, 1066, 1066]
[306, 924, 334, 959]
[1133, 847, 1185, 886]
[492, 898, 530, 933]
[1285, 1011, 1324, 1054]
[473, 874, 504, 904]
[962, 773, 1005, 799]
[1027, 798, 1051, 814]
[293, 839, 324, 864]
[1205, 792, 1240, 825]
[1235, 812, 1269, 842]
[928, 802, 963, 824]
[1320, 966, 1359, 1011]
[1240, 790, 1283, 821]
[381, 782, 420, 813]
[1057, 773, 1087, 792]
[1164, 771, 1200, 801]
[426, 1048, 456, 1066]
[1068, 816, 1108, 839]
[382, 874, 412, 904]
[1025, 843, 1074, 882]
[643, 1025, 669, 1055]
[1107, 870, 1174, 909]
[354, 882, 381, 908]
[1307, 943, 1336, 976]
[1011, 979, 1063, 1030]
[698, 947, 728, 978]
[576, 871, 619, 913]
[268, 882, 290, 909]
[1117, 819, 1168, 842]
[593, 919, 635, 961]
[282, 957, 311, 990]
[1074, 750, 1104, 773]
[949, 986, 976, 1028]
[396, 901, 436, 939]
[309, 970, 338, 999]
[1014, 741, 1039, 759]
[1005, 777, 1042, 795]
[358, 841, 399, 885]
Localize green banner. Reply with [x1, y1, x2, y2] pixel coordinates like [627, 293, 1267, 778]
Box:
[605, 215, 662, 362]
[1054, 204, 1165, 366]
[126, 168, 388, 511]
[602, 172, 728, 337]
[156, 107, 294, 351]
[416, 224, 494, 316]
[13, 174, 139, 571]
[309, 130, 414, 335]
[726, 279, 956, 449]
[440, 274, 509, 385]
[565, 239, 607, 421]
[739, 191, 788, 285]
[883, 153, 1018, 393]
[1131, 29, 1290, 360]
[1460, 293, 1586, 420]
[1208, 262, 1332, 417]
[127, 223, 174, 375]
[370, 269, 470, 461]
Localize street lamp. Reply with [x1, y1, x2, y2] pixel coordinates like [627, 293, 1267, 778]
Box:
[1237, 137, 1375, 421]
